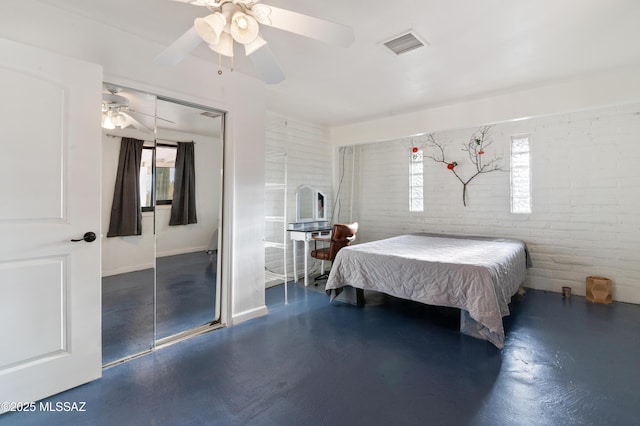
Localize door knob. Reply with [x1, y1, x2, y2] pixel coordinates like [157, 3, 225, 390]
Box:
[71, 232, 97, 242]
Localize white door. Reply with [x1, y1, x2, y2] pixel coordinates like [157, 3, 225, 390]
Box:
[0, 38, 102, 411]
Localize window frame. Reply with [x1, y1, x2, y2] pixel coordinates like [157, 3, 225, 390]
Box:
[510, 134, 532, 214]
[409, 146, 424, 213]
[140, 142, 177, 212]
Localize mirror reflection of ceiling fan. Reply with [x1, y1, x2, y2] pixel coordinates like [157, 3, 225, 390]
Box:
[101, 87, 174, 133]
[155, 0, 355, 84]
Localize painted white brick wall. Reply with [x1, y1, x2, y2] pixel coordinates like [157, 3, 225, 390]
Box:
[339, 103, 640, 303]
[265, 112, 332, 285]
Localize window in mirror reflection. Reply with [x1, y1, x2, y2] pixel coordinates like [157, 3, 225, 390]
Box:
[316, 191, 326, 220]
[155, 145, 176, 204]
[140, 147, 153, 209]
[140, 144, 177, 211]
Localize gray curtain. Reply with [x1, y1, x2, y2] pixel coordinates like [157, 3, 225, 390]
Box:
[169, 141, 197, 226]
[107, 137, 144, 237]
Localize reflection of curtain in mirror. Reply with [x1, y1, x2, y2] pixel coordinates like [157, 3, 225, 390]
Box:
[107, 137, 144, 237]
[169, 141, 198, 225]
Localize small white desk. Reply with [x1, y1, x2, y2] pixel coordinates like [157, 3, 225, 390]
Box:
[288, 224, 332, 287]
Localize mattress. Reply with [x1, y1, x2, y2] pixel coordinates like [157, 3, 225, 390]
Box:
[325, 233, 530, 348]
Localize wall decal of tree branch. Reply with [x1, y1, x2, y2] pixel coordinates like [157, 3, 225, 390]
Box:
[425, 125, 504, 206]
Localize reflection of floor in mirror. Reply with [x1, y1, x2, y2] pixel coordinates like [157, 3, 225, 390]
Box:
[102, 268, 154, 365]
[155, 251, 217, 339]
[102, 251, 217, 364]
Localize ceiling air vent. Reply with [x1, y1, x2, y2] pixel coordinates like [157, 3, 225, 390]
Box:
[382, 31, 427, 55]
[200, 111, 221, 119]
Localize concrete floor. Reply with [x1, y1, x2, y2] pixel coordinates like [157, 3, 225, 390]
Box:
[3, 284, 639, 425]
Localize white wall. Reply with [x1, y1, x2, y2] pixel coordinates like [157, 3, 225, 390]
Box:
[338, 103, 640, 303]
[0, 1, 267, 324]
[265, 112, 332, 283]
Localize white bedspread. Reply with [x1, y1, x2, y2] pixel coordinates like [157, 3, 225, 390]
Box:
[325, 234, 529, 348]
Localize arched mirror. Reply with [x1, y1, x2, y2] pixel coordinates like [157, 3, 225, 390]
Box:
[295, 185, 327, 223]
[296, 185, 315, 222]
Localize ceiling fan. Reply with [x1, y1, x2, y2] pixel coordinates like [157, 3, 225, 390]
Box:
[155, 0, 355, 84]
[101, 87, 174, 133]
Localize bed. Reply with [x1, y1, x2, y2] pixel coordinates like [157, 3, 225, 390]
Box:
[325, 233, 531, 348]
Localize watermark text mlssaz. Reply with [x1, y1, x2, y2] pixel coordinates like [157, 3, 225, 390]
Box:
[1, 401, 87, 412]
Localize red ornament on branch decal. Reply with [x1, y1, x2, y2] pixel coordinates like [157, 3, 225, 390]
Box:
[425, 125, 504, 206]
[412, 146, 419, 153]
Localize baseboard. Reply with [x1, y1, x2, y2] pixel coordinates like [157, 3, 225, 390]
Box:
[156, 246, 209, 258]
[102, 263, 155, 277]
[265, 280, 284, 289]
[232, 305, 268, 325]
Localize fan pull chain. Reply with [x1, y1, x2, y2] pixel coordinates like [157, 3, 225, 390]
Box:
[215, 50, 235, 75]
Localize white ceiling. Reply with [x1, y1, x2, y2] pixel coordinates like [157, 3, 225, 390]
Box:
[45, 0, 640, 127]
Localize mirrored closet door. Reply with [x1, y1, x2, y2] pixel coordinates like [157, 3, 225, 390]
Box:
[154, 97, 223, 341]
[101, 84, 224, 365]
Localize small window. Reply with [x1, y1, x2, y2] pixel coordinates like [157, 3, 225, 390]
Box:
[409, 146, 424, 212]
[511, 136, 531, 213]
[140, 144, 177, 211]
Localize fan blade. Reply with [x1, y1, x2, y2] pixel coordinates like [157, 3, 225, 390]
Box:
[155, 26, 203, 66]
[249, 44, 285, 85]
[263, 5, 354, 47]
[121, 112, 153, 134]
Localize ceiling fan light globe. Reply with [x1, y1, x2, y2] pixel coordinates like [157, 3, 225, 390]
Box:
[209, 32, 234, 57]
[236, 15, 248, 30]
[230, 12, 259, 44]
[244, 34, 266, 56]
[194, 13, 227, 45]
[102, 114, 115, 130]
[112, 113, 127, 128]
